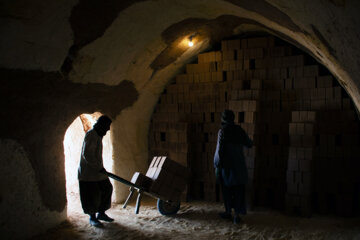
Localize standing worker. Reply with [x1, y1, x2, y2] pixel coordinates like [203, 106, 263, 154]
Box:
[78, 115, 114, 227]
[214, 110, 253, 224]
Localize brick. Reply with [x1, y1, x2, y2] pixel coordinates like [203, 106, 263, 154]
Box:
[289, 123, 297, 135]
[247, 36, 273, 48]
[131, 172, 153, 190]
[221, 41, 228, 51]
[333, 87, 342, 99]
[255, 59, 267, 69]
[302, 136, 316, 147]
[227, 39, 241, 50]
[287, 181, 299, 194]
[250, 79, 262, 89]
[296, 148, 305, 159]
[237, 49, 244, 61]
[291, 111, 300, 122]
[303, 65, 319, 77]
[245, 111, 257, 123]
[296, 123, 305, 135]
[288, 159, 299, 171]
[222, 50, 236, 60]
[290, 135, 302, 146]
[215, 51, 222, 61]
[146, 167, 157, 179]
[248, 100, 258, 111]
[285, 194, 300, 207]
[198, 53, 206, 63]
[244, 59, 250, 69]
[235, 61, 243, 70]
[241, 39, 248, 49]
[285, 78, 293, 89]
[269, 46, 293, 57]
[299, 159, 312, 171]
[226, 71, 234, 82]
[317, 76, 333, 88]
[304, 123, 314, 135]
[289, 147, 297, 160]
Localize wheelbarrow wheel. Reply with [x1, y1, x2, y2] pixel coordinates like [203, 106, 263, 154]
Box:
[157, 199, 180, 215]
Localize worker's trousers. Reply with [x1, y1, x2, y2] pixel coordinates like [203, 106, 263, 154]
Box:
[221, 184, 246, 215]
[79, 178, 113, 215]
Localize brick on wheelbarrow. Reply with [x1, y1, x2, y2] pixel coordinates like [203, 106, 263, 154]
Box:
[147, 156, 190, 201]
[157, 156, 190, 178]
[148, 169, 173, 195]
[149, 156, 162, 168]
[130, 172, 153, 191]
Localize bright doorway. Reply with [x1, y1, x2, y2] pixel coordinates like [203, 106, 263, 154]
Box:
[63, 113, 113, 214]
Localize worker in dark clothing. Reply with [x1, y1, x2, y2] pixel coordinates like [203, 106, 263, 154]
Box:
[78, 115, 114, 227]
[214, 110, 253, 224]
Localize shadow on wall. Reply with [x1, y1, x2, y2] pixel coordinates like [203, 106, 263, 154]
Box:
[64, 113, 114, 212]
[0, 139, 65, 239]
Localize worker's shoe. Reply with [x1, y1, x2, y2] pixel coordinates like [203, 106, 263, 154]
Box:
[219, 212, 232, 220]
[97, 212, 114, 222]
[89, 217, 103, 227]
[233, 215, 242, 224]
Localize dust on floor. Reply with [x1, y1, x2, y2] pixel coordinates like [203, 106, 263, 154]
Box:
[31, 193, 360, 240]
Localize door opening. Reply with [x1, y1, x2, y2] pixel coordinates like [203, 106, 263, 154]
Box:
[63, 113, 113, 214]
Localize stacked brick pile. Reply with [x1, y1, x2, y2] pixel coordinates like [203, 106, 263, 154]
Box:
[314, 111, 360, 216]
[148, 35, 360, 216]
[286, 111, 317, 216]
[149, 120, 189, 168]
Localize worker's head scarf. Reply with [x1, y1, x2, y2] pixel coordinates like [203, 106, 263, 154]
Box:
[221, 109, 235, 126]
[94, 115, 112, 137]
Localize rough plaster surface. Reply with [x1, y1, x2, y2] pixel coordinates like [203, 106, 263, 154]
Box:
[69, 0, 147, 47]
[0, 0, 76, 71]
[0, 139, 65, 240]
[69, 0, 251, 85]
[64, 117, 86, 195]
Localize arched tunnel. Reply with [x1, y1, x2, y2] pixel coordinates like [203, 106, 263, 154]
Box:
[1, 0, 360, 239]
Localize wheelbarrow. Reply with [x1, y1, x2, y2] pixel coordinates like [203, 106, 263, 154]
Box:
[104, 171, 181, 216]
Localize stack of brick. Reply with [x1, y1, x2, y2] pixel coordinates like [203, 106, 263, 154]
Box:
[130, 172, 153, 191]
[148, 35, 360, 216]
[252, 114, 289, 209]
[201, 122, 219, 201]
[145, 156, 190, 202]
[228, 99, 259, 189]
[236, 36, 294, 209]
[313, 111, 360, 216]
[286, 111, 317, 216]
[177, 49, 230, 201]
[149, 120, 190, 168]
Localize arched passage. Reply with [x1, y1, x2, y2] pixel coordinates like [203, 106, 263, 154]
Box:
[149, 33, 360, 216]
[64, 113, 114, 213]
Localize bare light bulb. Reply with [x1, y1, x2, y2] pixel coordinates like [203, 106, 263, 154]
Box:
[188, 40, 194, 47]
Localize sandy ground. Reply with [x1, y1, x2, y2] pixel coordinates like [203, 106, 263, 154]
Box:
[30, 193, 360, 240]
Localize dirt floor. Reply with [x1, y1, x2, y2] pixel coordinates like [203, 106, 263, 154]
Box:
[30, 193, 360, 240]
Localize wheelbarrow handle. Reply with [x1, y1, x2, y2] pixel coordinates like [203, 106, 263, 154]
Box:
[103, 171, 143, 190]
